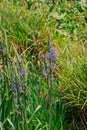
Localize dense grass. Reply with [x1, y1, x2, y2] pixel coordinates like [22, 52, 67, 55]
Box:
[0, 0, 87, 130]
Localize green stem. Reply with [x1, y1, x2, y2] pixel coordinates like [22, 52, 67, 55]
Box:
[48, 33, 52, 130]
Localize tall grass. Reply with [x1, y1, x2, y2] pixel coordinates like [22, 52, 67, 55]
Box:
[0, 0, 87, 130]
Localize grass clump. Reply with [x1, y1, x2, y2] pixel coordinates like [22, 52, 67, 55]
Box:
[0, 0, 87, 130]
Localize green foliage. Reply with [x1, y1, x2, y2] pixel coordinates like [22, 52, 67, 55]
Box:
[0, 0, 87, 130]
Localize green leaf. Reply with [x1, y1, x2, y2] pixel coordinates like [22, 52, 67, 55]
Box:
[27, 105, 42, 124]
[0, 122, 4, 130]
[3, 118, 15, 130]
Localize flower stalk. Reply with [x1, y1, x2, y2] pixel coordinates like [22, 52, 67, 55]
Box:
[45, 34, 56, 130]
[48, 34, 52, 130]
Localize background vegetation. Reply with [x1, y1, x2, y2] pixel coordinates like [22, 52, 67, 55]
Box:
[0, 0, 87, 130]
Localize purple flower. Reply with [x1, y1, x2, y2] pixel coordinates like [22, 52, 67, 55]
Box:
[18, 84, 23, 92]
[50, 62, 54, 69]
[46, 49, 56, 61]
[14, 93, 18, 98]
[42, 71, 47, 77]
[10, 80, 16, 91]
[50, 49, 56, 54]
[20, 70, 26, 76]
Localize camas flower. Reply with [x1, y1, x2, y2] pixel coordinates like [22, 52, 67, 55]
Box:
[10, 80, 16, 91]
[50, 62, 54, 69]
[42, 71, 47, 77]
[20, 70, 26, 76]
[45, 49, 56, 61]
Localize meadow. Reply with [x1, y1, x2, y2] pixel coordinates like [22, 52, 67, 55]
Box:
[0, 0, 87, 130]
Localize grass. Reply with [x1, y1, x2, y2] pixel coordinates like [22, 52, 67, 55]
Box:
[0, 0, 87, 130]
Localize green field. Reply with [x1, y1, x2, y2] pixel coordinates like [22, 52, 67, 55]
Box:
[0, 0, 87, 130]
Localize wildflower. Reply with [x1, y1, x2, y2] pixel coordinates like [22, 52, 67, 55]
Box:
[18, 84, 23, 92]
[42, 71, 47, 77]
[10, 80, 16, 91]
[50, 62, 54, 69]
[14, 93, 18, 98]
[42, 48, 56, 79]
[46, 49, 56, 61]
[20, 70, 26, 76]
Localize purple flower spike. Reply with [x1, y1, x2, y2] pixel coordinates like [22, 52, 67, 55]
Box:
[50, 62, 54, 69]
[10, 80, 16, 91]
[46, 49, 56, 61]
[18, 84, 23, 92]
[14, 93, 18, 98]
[42, 71, 47, 77]
[50, 49, 56, 54]
[20, 70, 26, 76]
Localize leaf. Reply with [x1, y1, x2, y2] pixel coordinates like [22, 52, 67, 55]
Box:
[0, 122, 4, 130]
[35, 118, 41, 130]
[27, 105, 42, 124]
[3, 118, 15, 130]
[7, 118, 15, 129]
